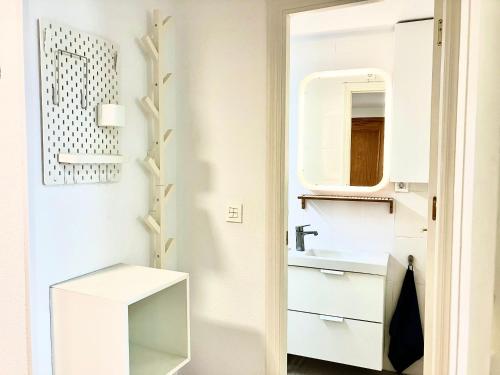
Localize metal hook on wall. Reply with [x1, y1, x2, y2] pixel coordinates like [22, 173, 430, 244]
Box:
[408, 254, 415, 270]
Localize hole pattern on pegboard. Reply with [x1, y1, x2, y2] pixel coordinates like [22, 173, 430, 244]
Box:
[39, 20, 121, 185]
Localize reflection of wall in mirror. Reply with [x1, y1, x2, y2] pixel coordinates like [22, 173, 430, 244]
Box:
[302, 78, 347, 186]
[352, 92, 385, 118]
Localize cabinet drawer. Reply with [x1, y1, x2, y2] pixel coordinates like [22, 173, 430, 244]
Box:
[288, 310, 383, 371]
[288, 266, 384, 322]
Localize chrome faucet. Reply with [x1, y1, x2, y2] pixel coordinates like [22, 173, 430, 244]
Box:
[295, 225, 318, 252]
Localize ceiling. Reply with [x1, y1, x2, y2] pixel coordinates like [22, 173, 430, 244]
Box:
[290, 0, 435, 37]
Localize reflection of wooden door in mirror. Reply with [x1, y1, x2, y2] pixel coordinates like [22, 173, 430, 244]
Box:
[350, 118, 385, 186]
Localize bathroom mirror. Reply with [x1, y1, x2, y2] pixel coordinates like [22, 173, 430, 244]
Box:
[298, 69, 391, 193]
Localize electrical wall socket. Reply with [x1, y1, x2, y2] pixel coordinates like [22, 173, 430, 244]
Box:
[395, 182, 410, 193]
[226, 203, 243, 223]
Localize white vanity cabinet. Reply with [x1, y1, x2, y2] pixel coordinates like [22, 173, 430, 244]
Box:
[287, 252, 388, 371]
[391, 19, 434, 183]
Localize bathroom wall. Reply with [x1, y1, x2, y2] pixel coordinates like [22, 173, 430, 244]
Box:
[173, 0, 267, 374]
[23, 0, 176, 373]
[288, 26, 429, 374]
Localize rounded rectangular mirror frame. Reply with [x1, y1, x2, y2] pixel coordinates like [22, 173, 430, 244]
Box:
[297, 68, 392, 195]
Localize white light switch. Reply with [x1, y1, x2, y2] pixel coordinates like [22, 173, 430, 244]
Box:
[226, 203, 243, 223]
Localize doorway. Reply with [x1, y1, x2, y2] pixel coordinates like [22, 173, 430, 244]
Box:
[287, 4, 432, 373]
[265, 0, 461, 374]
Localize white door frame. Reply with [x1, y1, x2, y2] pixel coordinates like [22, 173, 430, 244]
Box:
[265, 0, 462, 374]
[424, 0, 461, 374]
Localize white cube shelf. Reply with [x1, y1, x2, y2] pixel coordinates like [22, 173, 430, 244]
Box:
[51, 264, 190, 375]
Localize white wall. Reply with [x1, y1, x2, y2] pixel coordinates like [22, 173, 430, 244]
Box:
[26, 1, 267, 374]
[289, 27, 429, 374]
[173, 0, 267, 374]
[23, 0, 176, 373]
[0, 0, 32, 373]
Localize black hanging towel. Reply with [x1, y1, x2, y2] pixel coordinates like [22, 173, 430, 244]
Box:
[388, 265, 424, 373]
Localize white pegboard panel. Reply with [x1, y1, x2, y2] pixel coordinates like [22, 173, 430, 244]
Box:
[38, 20, 121, 185]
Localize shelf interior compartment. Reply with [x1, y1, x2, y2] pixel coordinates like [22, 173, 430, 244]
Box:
[129, 280, 189, 375]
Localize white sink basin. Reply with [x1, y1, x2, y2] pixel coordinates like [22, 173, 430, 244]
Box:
[288, 249, 389, 276]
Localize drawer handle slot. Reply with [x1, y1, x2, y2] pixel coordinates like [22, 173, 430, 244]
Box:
[320, 269, 345, 276]
[319, 315, 344, 323]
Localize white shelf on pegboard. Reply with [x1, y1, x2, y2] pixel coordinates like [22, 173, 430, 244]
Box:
[58, 153, 123, 165]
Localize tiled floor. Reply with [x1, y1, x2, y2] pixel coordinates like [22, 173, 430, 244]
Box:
[287, 355, 396, 375]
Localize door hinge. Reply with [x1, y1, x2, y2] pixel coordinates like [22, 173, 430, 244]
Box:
[432, 196, 437, 221]
[286, 230, 288, 246]
[437, 19, 443, 46]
